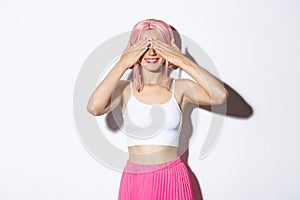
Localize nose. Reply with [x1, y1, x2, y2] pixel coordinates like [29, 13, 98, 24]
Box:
[148, 47, 157, 56]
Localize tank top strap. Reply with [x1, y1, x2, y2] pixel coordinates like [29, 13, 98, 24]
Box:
[172, 79, 175, 96]
[129, 80, 133, 95]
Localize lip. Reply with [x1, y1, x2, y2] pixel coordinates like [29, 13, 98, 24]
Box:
[144, 58, 159, 64]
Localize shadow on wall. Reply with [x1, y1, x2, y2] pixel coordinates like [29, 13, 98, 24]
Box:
[104, 27, 253, 200]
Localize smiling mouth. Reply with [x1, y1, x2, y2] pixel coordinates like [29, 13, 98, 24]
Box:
[144, 58, 159, 64]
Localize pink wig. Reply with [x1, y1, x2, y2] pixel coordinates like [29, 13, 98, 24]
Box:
[128, 19, 174, 92]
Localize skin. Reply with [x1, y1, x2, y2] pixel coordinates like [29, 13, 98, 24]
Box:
[87, 29, 229, 164]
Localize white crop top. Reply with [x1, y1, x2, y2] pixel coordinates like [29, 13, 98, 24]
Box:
[122, 79, 182, 147]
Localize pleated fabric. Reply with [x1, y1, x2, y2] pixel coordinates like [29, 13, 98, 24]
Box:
[118, 156, 194, 200]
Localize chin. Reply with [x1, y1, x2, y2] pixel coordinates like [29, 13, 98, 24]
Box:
[142, 64, 163, 72]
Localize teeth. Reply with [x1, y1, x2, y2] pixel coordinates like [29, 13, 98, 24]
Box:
[145, 58, 158, 63]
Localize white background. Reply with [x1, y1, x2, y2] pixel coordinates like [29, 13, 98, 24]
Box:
[2, 0, 300, 199]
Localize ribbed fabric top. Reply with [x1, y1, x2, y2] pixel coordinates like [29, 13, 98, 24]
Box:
[122, 79, 182, 147]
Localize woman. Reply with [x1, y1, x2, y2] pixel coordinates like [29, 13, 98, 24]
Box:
[87, 19, 228, 200]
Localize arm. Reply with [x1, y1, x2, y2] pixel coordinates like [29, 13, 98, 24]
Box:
[87, 38, 148, 116]
[179, 58, 228, 105]
[153, 39, 228, 105]
[87, 63, 127, 116]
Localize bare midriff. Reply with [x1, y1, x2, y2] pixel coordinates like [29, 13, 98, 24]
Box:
[128, 145, 178, 165]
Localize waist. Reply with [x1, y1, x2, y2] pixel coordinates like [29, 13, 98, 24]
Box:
[123, 156, 183, 173]
[128, 145, 178, 165]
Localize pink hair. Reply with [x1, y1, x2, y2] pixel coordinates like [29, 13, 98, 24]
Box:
[129, 19, 174, 92]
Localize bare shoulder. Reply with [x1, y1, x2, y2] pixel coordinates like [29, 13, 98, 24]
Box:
[121, 79, 131, 90]
[174, 78, 203, 111]
[173, 79, 189, 111]
[174, 78, 192, 94]
[119, 79, 129, 85]
[115, 80, 130, 100]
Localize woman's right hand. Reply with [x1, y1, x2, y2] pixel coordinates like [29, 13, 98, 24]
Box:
[118, 38, 149, 70]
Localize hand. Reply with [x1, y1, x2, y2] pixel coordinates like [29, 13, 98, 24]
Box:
[118, 38, 149, 70]
[151, 38, 186, 67]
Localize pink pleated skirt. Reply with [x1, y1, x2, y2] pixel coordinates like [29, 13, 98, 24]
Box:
[118, 156, 194, 200]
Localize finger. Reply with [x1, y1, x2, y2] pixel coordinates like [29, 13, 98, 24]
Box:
[170, 40, 180, 51]
[154, 38, 170, 46]
[138, 39, 149, 48]
[133, 40, 149, 57]
[151, 39, 164, 49]
[132, 38, 148, 51]
[152, 41, 173, 54]
[152, 39, 173, 51]
[153, 39, 180, 53]
[137, 41, 149, 53]
[136, 47, 148, 59]
[152, 38, 167, 48]
[151, 46, 168, 59]
[152, 42, 177, 58]
[124, 39, 147, 54]
[135, 38, 148, 46]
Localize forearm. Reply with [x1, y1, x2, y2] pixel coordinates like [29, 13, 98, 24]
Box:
[87, 62, 127, 115]
[180, 57, 228, 101]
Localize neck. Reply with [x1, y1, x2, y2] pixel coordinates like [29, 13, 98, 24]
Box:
[141, 66, 165, 84]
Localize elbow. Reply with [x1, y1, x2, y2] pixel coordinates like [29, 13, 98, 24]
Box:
[87, 104, 102, 116]
[212, 90, 229, 104]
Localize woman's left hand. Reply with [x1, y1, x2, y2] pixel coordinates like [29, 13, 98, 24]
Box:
[151, 38, 187, 68]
